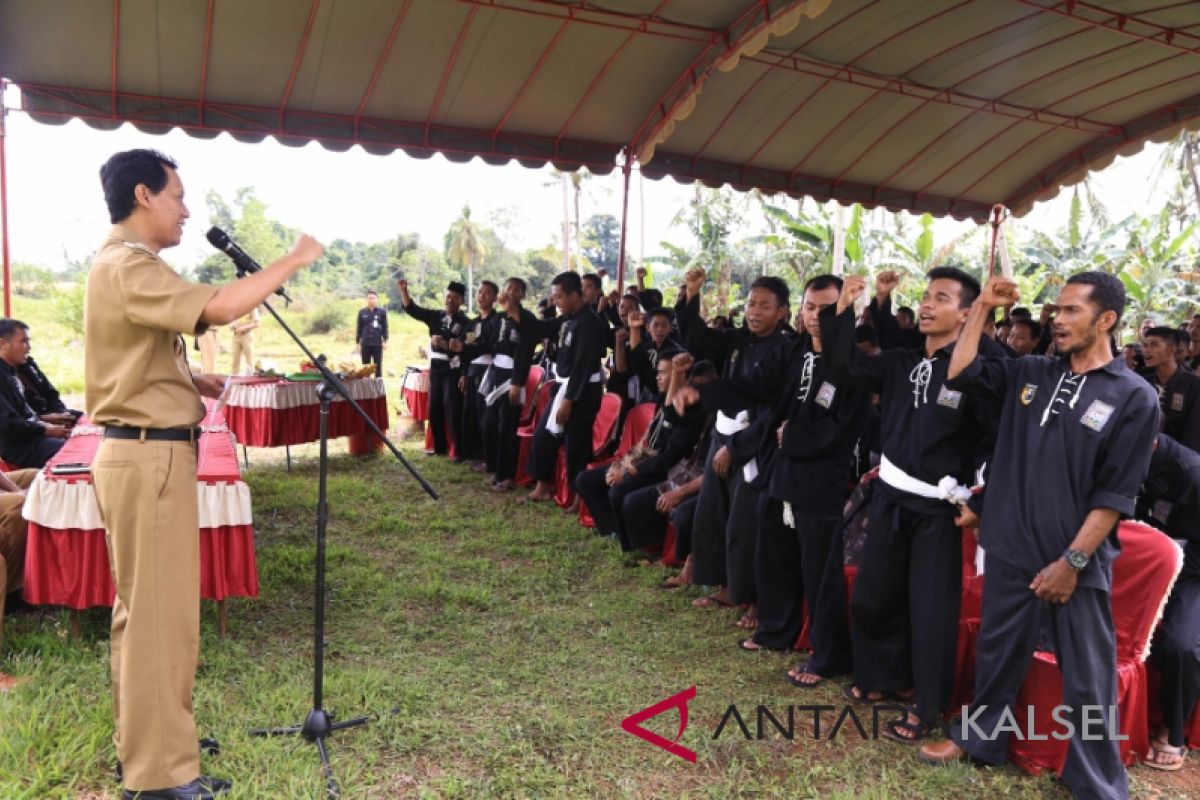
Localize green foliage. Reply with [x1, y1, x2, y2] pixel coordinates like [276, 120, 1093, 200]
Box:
[302, 303, 346, 335]
[11, 263, 56, 299]
[56, 282, 86, 337]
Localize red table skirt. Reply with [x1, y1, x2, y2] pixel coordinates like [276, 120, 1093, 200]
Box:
[23, 523, 258, 609]
[403, 387, 429, 422]
[225, 396, 389, 447]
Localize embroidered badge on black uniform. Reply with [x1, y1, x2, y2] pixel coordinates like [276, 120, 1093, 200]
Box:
[1020, 384, 1038, 406]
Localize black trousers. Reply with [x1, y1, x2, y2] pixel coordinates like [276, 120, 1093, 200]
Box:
[528, 383, 602, 487]
[480, 369, 519, 478]
[1152, 576, 1200, 747]
[951, 556, 1127, 800]
[360, 345, 382, 377]
[850, 486, 961, 725]
[576, 467, 661, 550]
[753, 497, 851, 675]
[427, 367, 464, 457]
[458, 370, 487, 461]
[691, 433, 738, 587]
[0, 435, 65, 469]
[726, 478, 761, 606]
[670, 496, 699, 562]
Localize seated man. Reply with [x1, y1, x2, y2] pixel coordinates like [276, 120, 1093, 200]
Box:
[0, 467, 40, 684]
[0, 319, 69, 468]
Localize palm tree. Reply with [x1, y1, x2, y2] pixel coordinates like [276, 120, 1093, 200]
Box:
[447, 205, 488, 311]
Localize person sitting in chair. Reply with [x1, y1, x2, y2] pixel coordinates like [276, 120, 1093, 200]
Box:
[0, 319, 69, 468]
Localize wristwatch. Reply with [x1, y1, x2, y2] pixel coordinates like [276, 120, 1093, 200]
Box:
[1062, 548, 1090, 571]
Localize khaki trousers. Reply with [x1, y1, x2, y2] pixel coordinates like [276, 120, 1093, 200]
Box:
[0, 468, 38, 657]
[198, 330, 218, 374]
[230, 333, 254, 375]
[94, 439, 201, 791]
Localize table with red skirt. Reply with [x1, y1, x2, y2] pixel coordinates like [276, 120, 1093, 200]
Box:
[222, 376, 390, 457]
[22, 402, 257, 635]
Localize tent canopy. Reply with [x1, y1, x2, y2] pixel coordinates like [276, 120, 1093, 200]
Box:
[2, 0, 1200, 222]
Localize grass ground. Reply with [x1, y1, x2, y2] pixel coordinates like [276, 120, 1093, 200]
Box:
[1, 295, 1197, 798]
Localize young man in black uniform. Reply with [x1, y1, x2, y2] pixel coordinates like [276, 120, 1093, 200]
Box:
[624, 307, 683, 404]
[513, 272, 608, 506]
[1138, 433, 1200, 771]
[919, 273, 1160, 800]
[1142, 326, 1200, 453]
[677, 276, 869, 684]
[0, 319, 69, 468]
[398, 279, 470, 459]
[483, 278, 536, 493]
[675, 269, 791, 615]
[355, 290, 388, 377]
[456, 281, 502, 467]
[819, 268, 998, 742]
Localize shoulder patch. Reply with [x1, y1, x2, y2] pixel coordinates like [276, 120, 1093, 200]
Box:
[1020, 383, 1038, 406]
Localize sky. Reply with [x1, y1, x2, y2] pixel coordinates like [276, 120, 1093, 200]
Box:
[0, 82, 1174, 273]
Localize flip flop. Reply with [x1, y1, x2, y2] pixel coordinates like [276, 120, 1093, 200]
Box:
[879, 706, 938, 744]
[786, 664, 825, 688]
[738, 638, 785, 653]
[841, 684, 905, 705]
[692, 594, 734, 609]
[1143, 741, 1187, 771]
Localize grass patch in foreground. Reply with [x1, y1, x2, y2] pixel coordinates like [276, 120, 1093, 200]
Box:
[1, 444, 1196, 798]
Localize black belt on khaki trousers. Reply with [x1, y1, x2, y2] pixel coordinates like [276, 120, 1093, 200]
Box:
[103, 426, 202, 442]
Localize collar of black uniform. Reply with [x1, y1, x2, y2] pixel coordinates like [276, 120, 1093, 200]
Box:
[1054, 354, 1127, 376]
[0, 359, 14, 376]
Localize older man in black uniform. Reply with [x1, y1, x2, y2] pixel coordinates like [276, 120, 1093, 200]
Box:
[819, 268, 1000, 742]
[919, 273, 1160, 800]
[1139, 433, 1200, 771]
[398, 279, 470, 459]
[0, 319, 69, 468]
[355, 290, 388, 378]
[676, 269, 791, 616]
[512, 272, 607, 506]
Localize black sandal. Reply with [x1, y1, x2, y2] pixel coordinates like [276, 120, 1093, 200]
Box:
[880, 705, 938, 744]
[841, 684, 902, 705]
[787, 663, 825, 688]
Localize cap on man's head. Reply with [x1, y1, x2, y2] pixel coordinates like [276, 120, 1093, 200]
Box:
[447, 281, 467, 296]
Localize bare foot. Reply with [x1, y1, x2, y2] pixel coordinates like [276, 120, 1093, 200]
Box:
[492, 480, 515, 493]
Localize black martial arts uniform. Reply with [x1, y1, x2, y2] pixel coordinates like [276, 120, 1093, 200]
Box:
[947, 354, 1159, 800]
[819, 305, 998, 727]
[677, 292, 789, 596]
[522, 304, 608, 487]
[481, 309, 536, 482]
[355, 305, 388, 377]
[1139, 434, 1200, 751]
[0, 358, 66, 468]
[1145, 366, 1200, 454]
[699, 335, 871, 669]
[17, 356, 80, 418]
[459, 310, 502, 462]
[403, 300, 469, 457]
[622, 429, 712, 556]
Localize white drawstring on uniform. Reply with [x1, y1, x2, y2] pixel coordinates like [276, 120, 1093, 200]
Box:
[909, 357, 935, 408]
[1040, 370, 1087, 427]
[797, 352, 818, 403]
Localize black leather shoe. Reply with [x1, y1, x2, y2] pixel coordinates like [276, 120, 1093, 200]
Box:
[122, 775, 231, 799]
[115, 739, 220, 783]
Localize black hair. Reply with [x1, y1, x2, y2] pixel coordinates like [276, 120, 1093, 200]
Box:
[365, 290, 378, 297]
[1065, 271, 1126, 328]
[1144, 326, 1177, 342]
[1010, 306, 1032, 321]
[641, 288, 664, 308]
[926, 266, 981, 308]
[551, 271, 582, 295]
[803, 274, 843, 295]
[0, 318, 29, 340]
[1012, 319, 1042, 340]
[506, 276, 528, 294]
[581, 274, 602, 290]
[689, 359, 717, 381]
[480, 280, 499, 294]
[749, 276, 790, 308]
[646, 307, 671, 322]
[853, 325, 878, 345]
[100, 149, 178, 224]
[896, 306, 915, 321]
[1176, 329, 1191, 347]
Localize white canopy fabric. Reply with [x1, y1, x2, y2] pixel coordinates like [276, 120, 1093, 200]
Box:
[1, 0, 1199, 222]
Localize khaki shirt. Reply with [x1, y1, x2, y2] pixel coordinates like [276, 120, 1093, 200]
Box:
[85, 224, 218, 428]
[231, 307, 260, 338]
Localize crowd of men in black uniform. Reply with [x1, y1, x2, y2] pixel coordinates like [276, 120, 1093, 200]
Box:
[396, 260, 1199, 799]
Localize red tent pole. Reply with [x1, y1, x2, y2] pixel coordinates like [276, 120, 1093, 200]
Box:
[1, 84, 11, 317]
[616, 151, 632, 292]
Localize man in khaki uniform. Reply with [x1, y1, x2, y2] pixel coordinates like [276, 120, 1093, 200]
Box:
[228, 307, 259, 375]
[87, 149, 321, 800]
[196, 328, 218, 374]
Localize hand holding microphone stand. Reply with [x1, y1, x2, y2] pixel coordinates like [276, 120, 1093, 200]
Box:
[207, 228, 439, 798]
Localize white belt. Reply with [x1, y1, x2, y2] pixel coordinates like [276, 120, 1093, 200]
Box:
[485, 379, 523, 407]
[545, 373, 602, 436]
[878, 455, 972, 506]
[715, 410, 749, 436]
[493, 353, 515, 369]
[429, 352, 449, 361]
[471, 355, 494, 366]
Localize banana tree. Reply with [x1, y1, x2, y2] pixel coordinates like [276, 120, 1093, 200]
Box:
[1117, 206, 1199, 332]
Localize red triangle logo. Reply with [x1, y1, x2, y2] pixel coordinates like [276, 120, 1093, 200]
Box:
[620, 686, 697, 763]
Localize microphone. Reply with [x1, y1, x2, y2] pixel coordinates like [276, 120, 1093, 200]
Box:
[205, 227, 292, 302]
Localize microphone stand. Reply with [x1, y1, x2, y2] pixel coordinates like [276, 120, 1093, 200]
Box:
[241, 274, 438, 799]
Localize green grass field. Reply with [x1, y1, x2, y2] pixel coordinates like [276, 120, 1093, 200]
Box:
[1, 294, 1196, 798]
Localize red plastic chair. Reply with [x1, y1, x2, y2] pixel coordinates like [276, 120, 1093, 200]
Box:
[578, 402, 657, 528]
[514, 380, 558, 487]
[518, 366, 544, 426]
[555, 392, 623, 508]
[1009, 520, 1183, 775]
